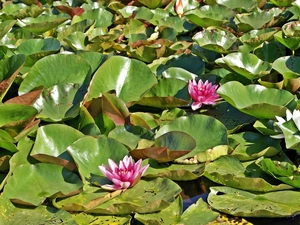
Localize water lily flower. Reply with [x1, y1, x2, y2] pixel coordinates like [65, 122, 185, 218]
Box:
[175, 0, 184, 18]
[99, 155, 149, 191]
[273, 109, 300, 139]
[188, 79, 219, 110]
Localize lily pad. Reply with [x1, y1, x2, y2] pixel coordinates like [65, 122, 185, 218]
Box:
[274, 31, 300, 51]
[203, 101, 256, 133]
[143, 158, 205, 181]
[234, 8, 282, 31]
[87, 56, 157, 104]
[239, 28, 279, 48]
[19, 14, 70, 34]
[256, 157, 300, 188]
[204, 156, 293, 192]
[155, 114, 228, 160]
[28, 124, 83, 172]
[0, 54, 26, 102]
[217, 81, 297, 119]
[135, 196, 219, 225]
[66, 135, 129, 188]
[19, 54, 92, 121]
[216, 0, 257, 10]
[85, 178, 181, 214]
[185, 5, 235, 28]
[229, 132, 282, 161]
[193, 27, 237, 54]
[3, 163, 82, 206]
[0, 194, 76, 225]
[215, 52, 272, 80]
[208, 186, 300, 217]
[272, 56, 300, 80]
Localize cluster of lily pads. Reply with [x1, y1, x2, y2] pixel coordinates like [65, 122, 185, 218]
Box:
[1, 0, 300, 224]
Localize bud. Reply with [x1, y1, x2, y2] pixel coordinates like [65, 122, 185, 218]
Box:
[175, 0, 184, 18]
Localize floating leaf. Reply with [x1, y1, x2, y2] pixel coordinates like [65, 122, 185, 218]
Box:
[215, 52, 272, 80]
[239, 28, 279, 48]
[185, 5, 235, 28]
[256, 157, 300, 189]
[85, 178, 181, 214]
[217, 81, 297, 119]
[143, 158, 205, 180]
[0, 194, 76, 225]
[19, 14, 70, 34]
[208, 186, 300, 217]
[155, 114, 228, 160]
[273, 56, 300, 80]
[0, 54, 25, 102]
[203, 102, 256, 133]
[274, 31, 300, 51]
[19, 54, 92, 121]
[3, 163, 82, 206]
[229, 132, 282, 161]
[216, 0, 257, 10]
[135, 196, 219, 224]
[204, 156, 293, 192]
[234, 8, 282, 31]
[30, 124, 84, 166]
[87, 56, 157, 104]
[66, 135, 129, 188]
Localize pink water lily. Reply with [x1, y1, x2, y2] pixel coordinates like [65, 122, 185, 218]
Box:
[99, 155, 149, 191]
[188, 79, 219, 110]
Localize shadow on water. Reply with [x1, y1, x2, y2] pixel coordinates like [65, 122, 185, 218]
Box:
[178, 177, 300, 225]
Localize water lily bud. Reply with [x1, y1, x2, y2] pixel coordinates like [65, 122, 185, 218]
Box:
[175, 0, 184, 18]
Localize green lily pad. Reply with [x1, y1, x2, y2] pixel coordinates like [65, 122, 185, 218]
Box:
[0, 194, 76, 225]
[0, 54, 26, 102]
[85, 178, 181, 214]
[229, 132, 282, 161]
[72, 8, 113, 28]
[234, 8, 282, 31]
[0, 104, 37, 133]
[3, 163, 82, 206]
[193, 27, 237, 54]
[185, 5, 235, 28]
[155, 114, 228, 160]
[208, 186, 300, 217]
[274, 31, 300, 51]
[137, 0, 171, 9]
[217, 81, 297, 119]
[273, 56, 300, 80]
[239, 28, 279, 48]
[135, 196, 219, 225]
[66, 135, 129, 188]
[270, 0, 294, 6]
[203, 101, 256, 133]
[72, 213, 131, 225]
[143, 158, 205, 181]
[19, 14, 70, 34]
[87, 56, 157, 104]
[204, 156, 293, 192]
[256, 157, 300, 188]
[30, 124, 84, 166]
[0, 20, 16, 40]
[15, 38, 60, 63]
[19, 54, 92, 121]
[216, 0, 257, 10]
[215, 52, 272, 80]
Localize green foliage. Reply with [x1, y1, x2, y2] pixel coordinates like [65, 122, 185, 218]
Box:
[1, 0, 300, 223]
